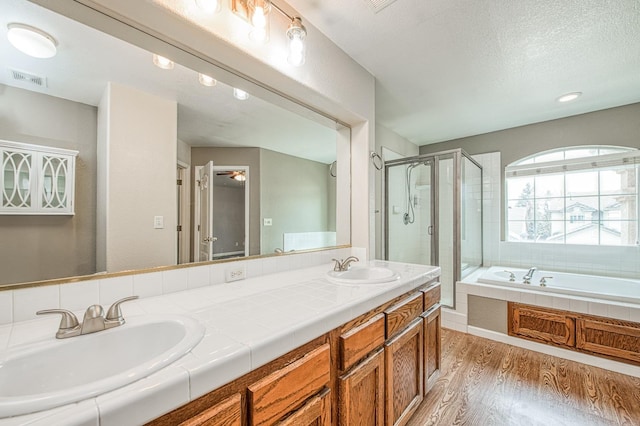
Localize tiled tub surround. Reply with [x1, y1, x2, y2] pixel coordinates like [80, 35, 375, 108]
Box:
[0, 258, 439, 425]
[444, 267, 640, 378]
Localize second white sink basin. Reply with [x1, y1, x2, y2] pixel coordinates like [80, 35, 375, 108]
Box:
[0, 314, 204, 417]
[327, 266, 400, 284]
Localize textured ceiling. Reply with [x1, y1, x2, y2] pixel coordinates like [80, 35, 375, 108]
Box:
[286, 0, 640, 145]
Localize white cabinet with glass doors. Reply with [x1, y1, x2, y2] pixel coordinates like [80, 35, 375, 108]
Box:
[1, 140, 78, 215]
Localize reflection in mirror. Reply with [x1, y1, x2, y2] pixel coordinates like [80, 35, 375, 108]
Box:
[0, 0, 348, 287]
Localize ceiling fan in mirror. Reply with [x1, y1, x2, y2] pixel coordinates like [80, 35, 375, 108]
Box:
[216, 170, 246, 181]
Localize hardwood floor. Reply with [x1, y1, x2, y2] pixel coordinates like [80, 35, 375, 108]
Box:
[407, 328, 640, 426]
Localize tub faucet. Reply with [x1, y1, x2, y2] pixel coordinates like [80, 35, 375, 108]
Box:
[522, 267, 537, 284]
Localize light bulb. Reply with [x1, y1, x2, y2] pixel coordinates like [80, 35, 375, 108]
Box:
[252, 6, 266, 28]
[153, 54, 174, 70]
[556, 92, 582, 103]
[286, 18, 306, 66]
[196, 0, 220, 14]
[199, 73, 217, 87]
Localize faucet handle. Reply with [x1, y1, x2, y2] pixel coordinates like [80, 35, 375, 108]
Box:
[106, 296, 139, 323]
[331, 258, 343, 272]
[539, 276, 553, 287]
[37, 309, 81, 338]
[36, 309, 80, 330]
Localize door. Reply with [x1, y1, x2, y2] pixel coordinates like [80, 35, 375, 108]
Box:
[338, 348, 384, 426]
[198, 161, 215, 261]
[385, 157, 435, 266]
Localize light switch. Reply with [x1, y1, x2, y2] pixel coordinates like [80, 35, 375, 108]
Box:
[264, 218, 272, 226]
[154, 216, 164, 229]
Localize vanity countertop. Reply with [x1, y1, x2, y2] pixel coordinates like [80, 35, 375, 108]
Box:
[0, 260, 440, 426]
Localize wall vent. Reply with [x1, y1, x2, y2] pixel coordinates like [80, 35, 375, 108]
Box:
[9, 69, 47, 88]
[362, 0, 400, 13]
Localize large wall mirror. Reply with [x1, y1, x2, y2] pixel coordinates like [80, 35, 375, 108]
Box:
[0, 0, 350, 287]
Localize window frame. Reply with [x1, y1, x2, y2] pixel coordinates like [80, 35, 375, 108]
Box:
[505, 146, 640, 246]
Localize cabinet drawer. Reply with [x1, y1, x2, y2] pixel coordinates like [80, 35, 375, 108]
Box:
[422, 283, 441, 311]
[276, 388, 331, 426]
[248, 343, 330, 426]
[385, 292, 423, 338]
[339, 313, 385, 371]
[178, 393, 241, 426]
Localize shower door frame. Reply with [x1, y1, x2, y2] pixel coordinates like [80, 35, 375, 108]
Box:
[383, 148, 483, 309]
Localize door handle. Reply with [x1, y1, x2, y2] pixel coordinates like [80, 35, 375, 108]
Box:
[427, 225, 433, 235]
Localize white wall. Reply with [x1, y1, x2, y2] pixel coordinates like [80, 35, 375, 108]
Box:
[97, 82, 177, 271]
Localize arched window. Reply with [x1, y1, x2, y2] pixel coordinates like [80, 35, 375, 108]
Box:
[505, 146, 639, 246]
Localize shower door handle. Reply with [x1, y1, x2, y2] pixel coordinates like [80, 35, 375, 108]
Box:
[427, 225, 433, 235]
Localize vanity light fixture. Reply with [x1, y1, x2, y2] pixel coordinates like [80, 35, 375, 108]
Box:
[152, 54, 174, 70]
[199, 73, 217, 87]
[556, 92, 582, 103]
[286, 17, 307, 66]
[233, 172, 246, 181]
[7, 23, 57, 58]
[233, 88, 249, 100]
[196, 0, 221, 14]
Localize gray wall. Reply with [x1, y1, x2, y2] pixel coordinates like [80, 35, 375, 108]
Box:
[261, 149, 334, 254]
[420, 103, 640, 165]
[0, 84, 97, 285]
[191, 147, 261, 256]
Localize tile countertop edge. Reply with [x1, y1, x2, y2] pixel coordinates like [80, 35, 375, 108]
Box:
[0, 262, 440, 426]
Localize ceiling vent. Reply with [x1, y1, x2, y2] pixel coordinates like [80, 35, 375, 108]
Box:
[363, 0, 400, 13]
[9, 69, 47, 88]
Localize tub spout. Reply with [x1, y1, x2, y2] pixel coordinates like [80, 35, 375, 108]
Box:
[522, 267, 537, 284]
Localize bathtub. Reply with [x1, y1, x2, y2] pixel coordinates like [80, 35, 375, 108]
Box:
[478, 266, 640, 305]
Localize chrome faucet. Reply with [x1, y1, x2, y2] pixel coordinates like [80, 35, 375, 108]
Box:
[522, 267, 537, 284]
[331, 256, 359, 272]
[37, 296, 139, 339]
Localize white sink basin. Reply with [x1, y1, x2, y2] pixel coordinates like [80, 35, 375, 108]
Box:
[0, 314, 204, 417]
[326, 266, 400, 284]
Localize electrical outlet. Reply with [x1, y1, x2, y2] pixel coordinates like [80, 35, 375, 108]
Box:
[225, 265, 246, 282]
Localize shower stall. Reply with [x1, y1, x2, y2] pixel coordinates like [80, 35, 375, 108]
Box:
[384, 149, 482, 308]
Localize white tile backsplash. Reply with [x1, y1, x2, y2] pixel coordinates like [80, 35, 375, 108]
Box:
[13, 285, 60, 322]
[0, 247, 360, 327]
[99, 276, 134, 306]
[0, 291, 12, 325]
[60, 281, 100, 312]
[162, 269, 188, 294]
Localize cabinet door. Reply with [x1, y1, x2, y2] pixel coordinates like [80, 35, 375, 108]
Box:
[422, 305, 441, 394]
[248, 343, 330, 426]
[385, 318, 423, 426]
[339, 348, 384, 426]
[1, 147, 35, 211]
[178, 393, 241, 426]
[277, 388, 331, 426]
[576, 317, 640, 364]
[508, 302, 575, 346]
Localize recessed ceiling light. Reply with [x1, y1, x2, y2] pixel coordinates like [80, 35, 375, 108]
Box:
[7, 23, 57, 58]
[233, 88, 249, 100]
[152, 54, 174, 70]
[196, 0, 220, 14]
[556, 92, 582, 103]
[199, 73, 217, 87]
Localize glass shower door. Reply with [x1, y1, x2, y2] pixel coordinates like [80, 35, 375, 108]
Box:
[386, 160, 434, 266]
